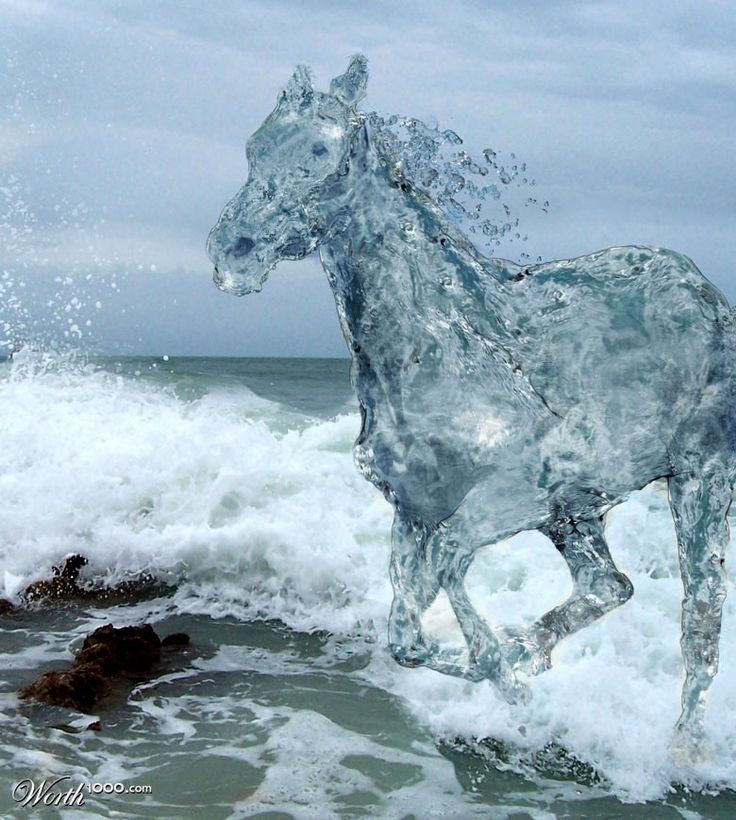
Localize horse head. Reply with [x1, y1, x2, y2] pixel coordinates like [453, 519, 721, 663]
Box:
[207, 55, 368, 295]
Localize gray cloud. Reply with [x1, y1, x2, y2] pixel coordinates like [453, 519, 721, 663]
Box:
[1, 0, 734, 355]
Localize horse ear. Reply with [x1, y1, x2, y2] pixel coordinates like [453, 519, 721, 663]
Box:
[330, 54, 368, 106]
[281, 65, 315, 109]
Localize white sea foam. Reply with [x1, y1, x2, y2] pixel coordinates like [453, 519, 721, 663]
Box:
[1, 353, 735, 802]
[234, 707, 493, 819]
[0, 353, 392, 632]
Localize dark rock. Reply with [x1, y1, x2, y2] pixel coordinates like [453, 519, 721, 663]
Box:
[20, 666, 111, 712]
[21, 555, 89, 603]
[51, 723, 81, 734]
[77, 624, 161, 673]
[162, 632, 190, 648]
[59, 553, 88, 579]
[0, 598, 16, 614]
[18, 554, 175, 608]
[84, 575, 174, 606]
[86, 721, 102, 732]
[19, 622, 164, 713]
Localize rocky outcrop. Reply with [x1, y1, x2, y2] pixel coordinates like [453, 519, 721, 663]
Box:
[0, 554, 175, 611]
[19, 623, 190, 713]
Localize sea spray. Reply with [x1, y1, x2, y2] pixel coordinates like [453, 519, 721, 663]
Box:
[368, 112, 546, 260]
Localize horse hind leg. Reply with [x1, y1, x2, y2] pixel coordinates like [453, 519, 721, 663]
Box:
[668, 466, 732, 764]
[503, 516, 633, 676]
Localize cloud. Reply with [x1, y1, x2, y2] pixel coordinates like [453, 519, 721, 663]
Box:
[2, 221, 206, 274]
[0, 0, 50, 23]
[1, 0, 734, 353]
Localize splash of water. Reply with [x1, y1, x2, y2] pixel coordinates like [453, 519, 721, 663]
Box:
[368, 112, 547, 259]
[0, 53, 125, 356]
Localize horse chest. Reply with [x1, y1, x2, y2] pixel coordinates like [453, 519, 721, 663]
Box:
[350, 337, 541, 520]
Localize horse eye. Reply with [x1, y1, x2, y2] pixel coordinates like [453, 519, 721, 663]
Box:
[231, 236, 255, 257]
[312, 142, 328, 157]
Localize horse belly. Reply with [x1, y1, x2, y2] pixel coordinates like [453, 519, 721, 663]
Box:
[353, 372, 542, 522]
[354, 423, 477, 521]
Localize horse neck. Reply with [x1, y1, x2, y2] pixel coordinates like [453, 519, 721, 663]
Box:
[317, 124, 518, 350]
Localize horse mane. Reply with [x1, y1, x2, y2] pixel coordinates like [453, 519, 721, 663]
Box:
[365, 111, 543, 262]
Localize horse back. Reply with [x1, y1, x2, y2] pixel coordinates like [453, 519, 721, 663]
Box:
[507, 246, 734, 432]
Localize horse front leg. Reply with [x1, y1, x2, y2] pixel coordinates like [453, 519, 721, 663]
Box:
[426, 531, 530, 704]
[388, 513, 529, 700]
[502, 516, 633, 676]
[668, 467, 731, 765]
[388, 513, 443, 667]
[387, 516, 470, 676]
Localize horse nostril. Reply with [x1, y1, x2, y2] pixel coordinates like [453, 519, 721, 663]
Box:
[231, 237, 255, 257]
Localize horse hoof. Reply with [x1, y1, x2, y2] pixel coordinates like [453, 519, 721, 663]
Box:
[669, 726, 713, 768]
[388, 642, 429, 668]
[489, 668, 532, 705]
[505, 677, 532, 706]
[500, 627, 551, 677]
[469, 644, 532, 704]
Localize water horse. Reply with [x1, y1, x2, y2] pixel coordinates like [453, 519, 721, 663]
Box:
[207, 55, 736, 760]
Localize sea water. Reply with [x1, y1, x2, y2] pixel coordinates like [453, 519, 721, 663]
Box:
[0, 354, 735, 818]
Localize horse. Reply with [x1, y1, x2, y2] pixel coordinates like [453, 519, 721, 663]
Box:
[207, 55, 736, 761]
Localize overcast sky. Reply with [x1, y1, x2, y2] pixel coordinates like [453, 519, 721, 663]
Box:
[1, 0, 735, 356]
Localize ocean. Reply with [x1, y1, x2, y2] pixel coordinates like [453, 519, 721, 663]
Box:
[1, 353, 735, 818]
